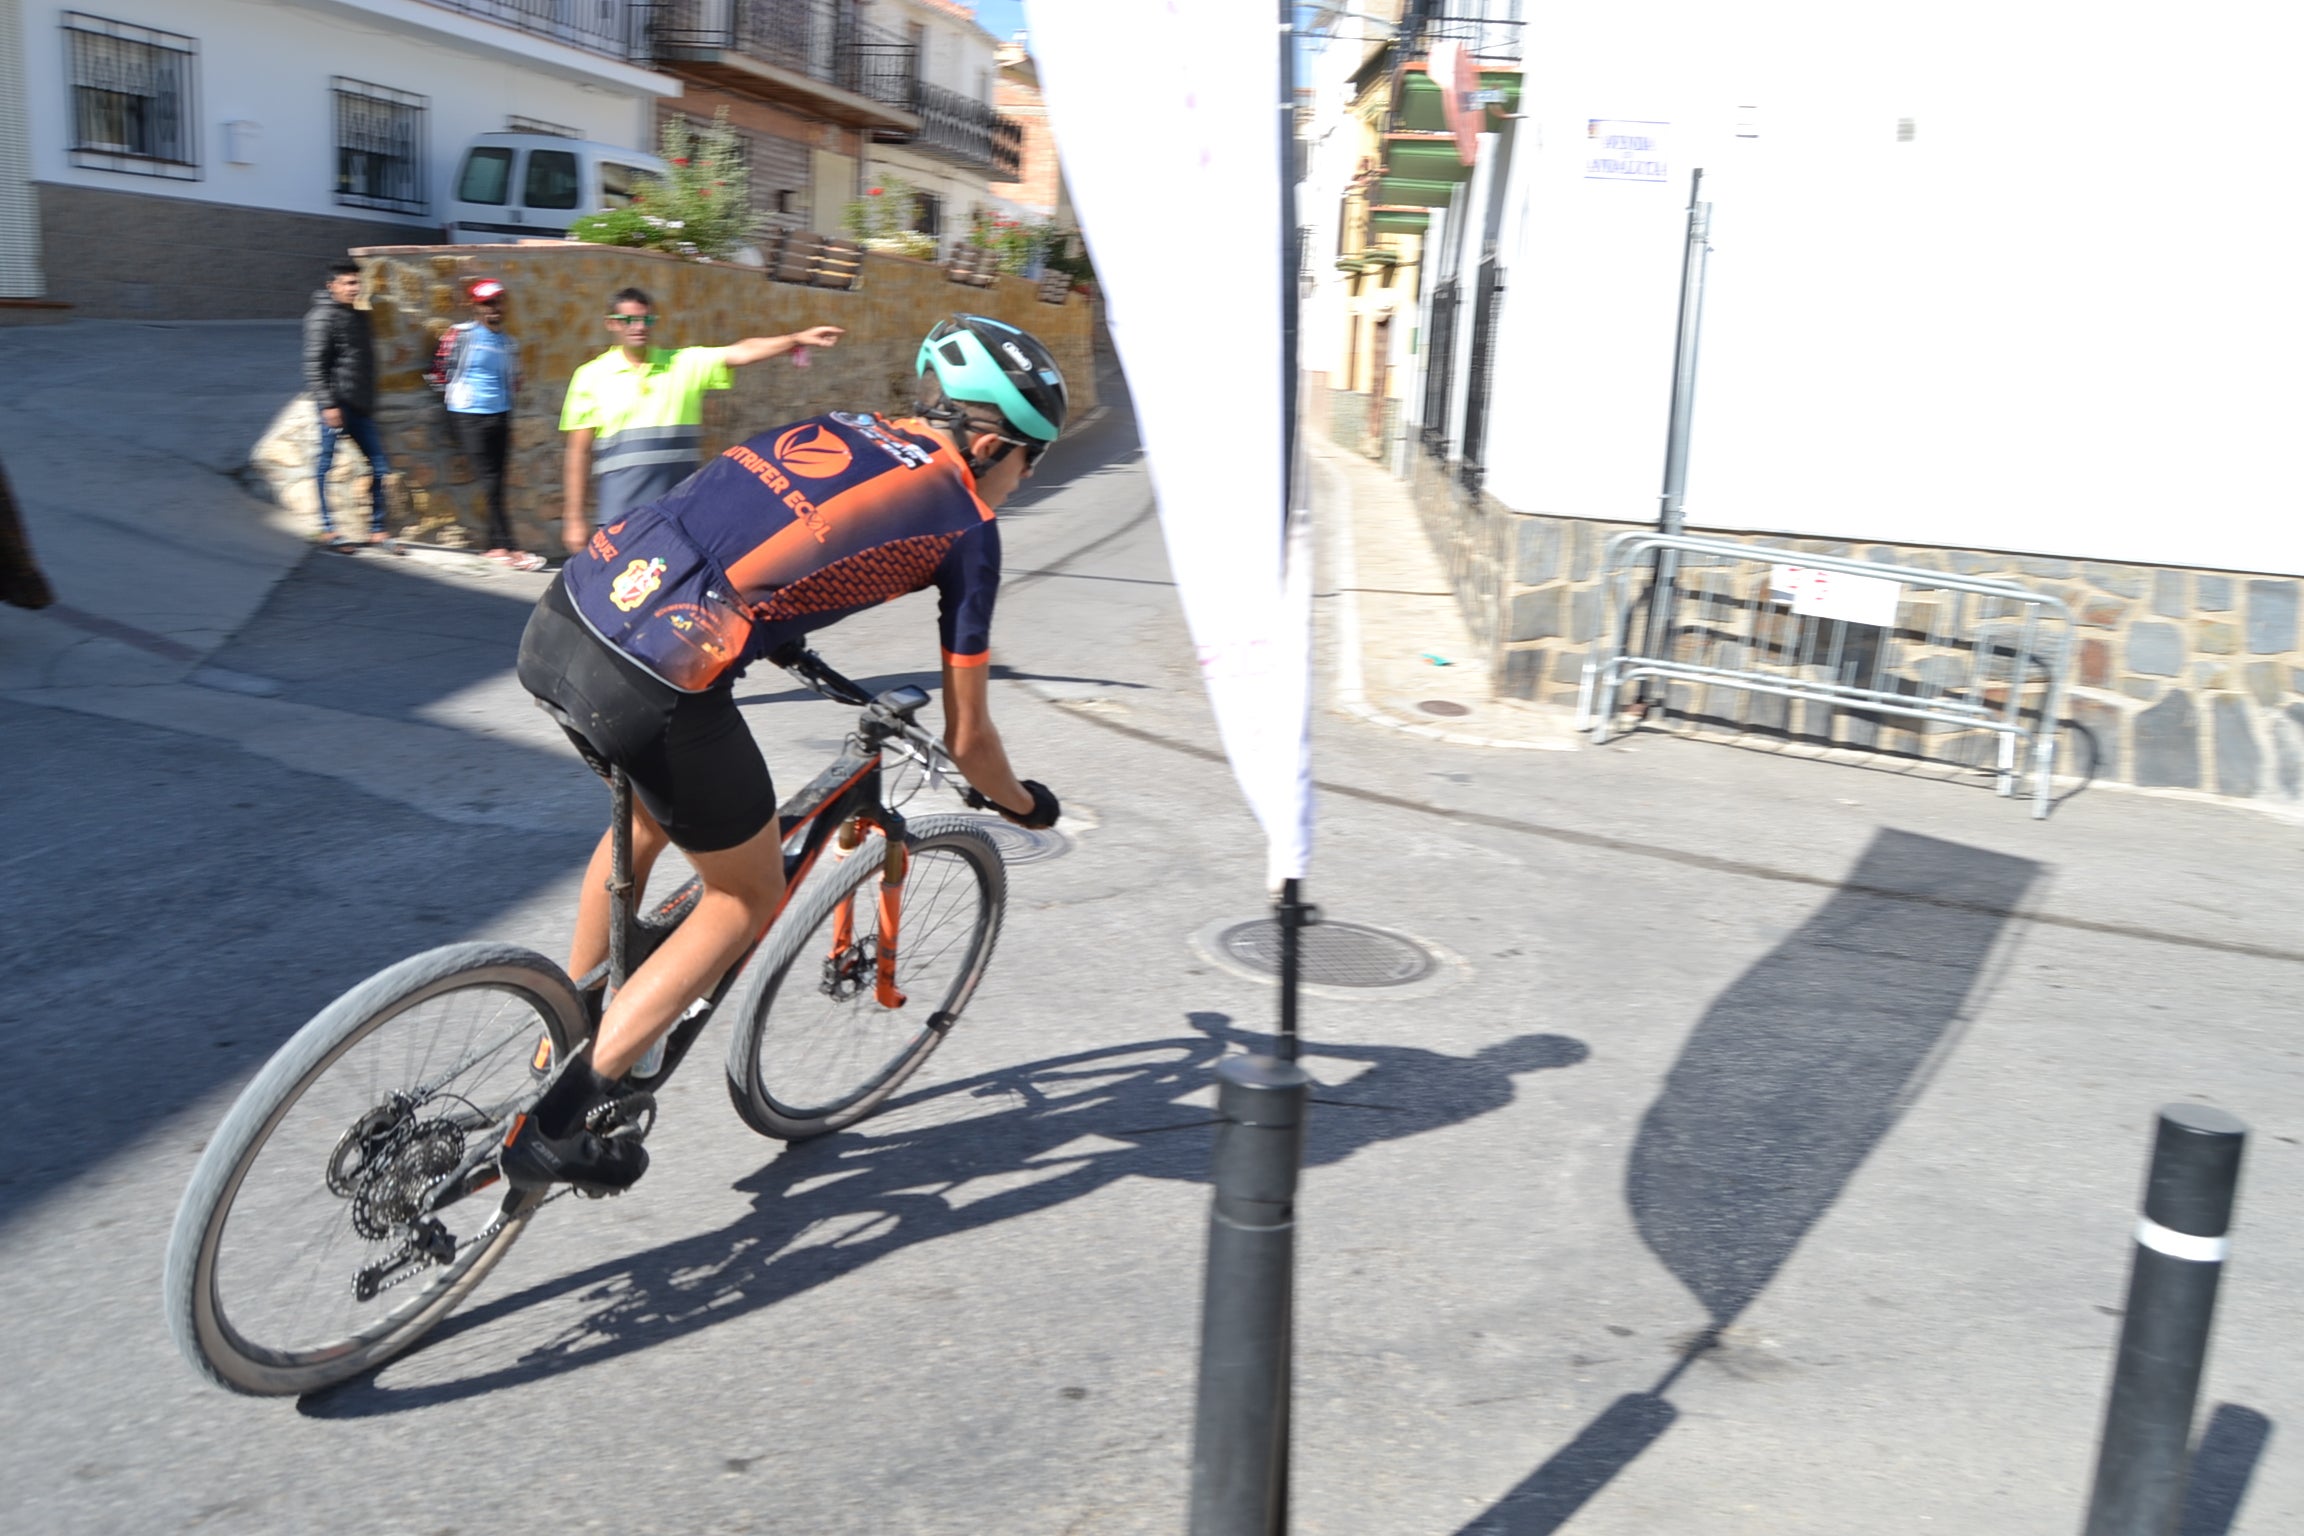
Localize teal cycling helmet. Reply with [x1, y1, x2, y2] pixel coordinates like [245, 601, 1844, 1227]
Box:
[915, 314, 1069, 464]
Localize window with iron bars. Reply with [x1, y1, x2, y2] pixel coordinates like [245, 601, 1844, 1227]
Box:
[333, 78, 427, 215]
[64, 12, 198, 178]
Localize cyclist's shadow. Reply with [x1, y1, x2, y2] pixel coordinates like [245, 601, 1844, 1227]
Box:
[300, 1013, 1587, 1417]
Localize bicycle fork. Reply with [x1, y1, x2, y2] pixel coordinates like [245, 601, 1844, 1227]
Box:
[829, 820, 910, 1009]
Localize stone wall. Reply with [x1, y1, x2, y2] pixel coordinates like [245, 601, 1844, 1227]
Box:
[1322, 386, 1401, 464]
[250, 240, 1096, 554]
[35, 183, 431, 319]
[1402, 442, 2304, 809]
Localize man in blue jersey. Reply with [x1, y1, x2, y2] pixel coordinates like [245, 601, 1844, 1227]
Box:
[508, 315, 1068, 1192]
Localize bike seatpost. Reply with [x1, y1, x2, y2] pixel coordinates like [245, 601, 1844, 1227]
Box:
[608, 769, 635, 992]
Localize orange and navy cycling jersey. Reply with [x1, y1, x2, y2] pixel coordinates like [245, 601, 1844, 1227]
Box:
[561, 412, 999, 692]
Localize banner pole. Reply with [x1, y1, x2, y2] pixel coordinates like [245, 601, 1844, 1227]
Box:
[1279, 0, 1301, 554]
[1637, 167, 1712, 708]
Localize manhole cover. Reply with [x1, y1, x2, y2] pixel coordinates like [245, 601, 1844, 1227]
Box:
[1418, 699, 1470, 717]
[959, 816, 1070, 866]
[1211, 918, 1438, 988]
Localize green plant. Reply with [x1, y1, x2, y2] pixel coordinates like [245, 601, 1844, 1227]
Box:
[571, 111, 757, 260]
[841, 177, 937, 258]
[970, 214, 1081, 277]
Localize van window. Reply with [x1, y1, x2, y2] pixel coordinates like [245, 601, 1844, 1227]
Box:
[600, 161, 648, 210]
[457, 147, 514, 206]
[524, 149, 580, 210]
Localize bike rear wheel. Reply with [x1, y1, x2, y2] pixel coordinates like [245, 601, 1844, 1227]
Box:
[726, 817, 1005, 1140]
[164, 943, 584, 1396]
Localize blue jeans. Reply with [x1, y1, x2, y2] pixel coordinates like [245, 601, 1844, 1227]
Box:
[315, 405, 392, 536]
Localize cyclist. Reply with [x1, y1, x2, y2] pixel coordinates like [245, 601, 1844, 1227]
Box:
[507, 314, 1068, 1193]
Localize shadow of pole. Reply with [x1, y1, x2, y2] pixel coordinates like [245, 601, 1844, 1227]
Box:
[1461, 829, 2043, 1532]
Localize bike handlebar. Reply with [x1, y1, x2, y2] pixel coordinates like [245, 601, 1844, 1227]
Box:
[771, 642, 987, 809]
[767, 641, 872, 707]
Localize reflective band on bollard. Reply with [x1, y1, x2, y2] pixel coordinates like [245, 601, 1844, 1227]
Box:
[2082, 1104, 2247, 1536]
[1188, 1053, 1310, 1536]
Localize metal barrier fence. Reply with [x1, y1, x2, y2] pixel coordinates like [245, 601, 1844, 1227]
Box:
[1577, 534, 2075, 817]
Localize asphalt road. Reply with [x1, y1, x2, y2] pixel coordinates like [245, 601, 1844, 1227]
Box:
[4, 366, 2302, 1534]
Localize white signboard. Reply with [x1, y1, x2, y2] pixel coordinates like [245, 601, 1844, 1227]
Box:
[1770, 564, 1903, 627]
[1584, 119, 1669, 182]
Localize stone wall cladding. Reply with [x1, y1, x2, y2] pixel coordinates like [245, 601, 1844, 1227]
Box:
[36, 183, 431, 319]
[1401, 444, 2304, 808]
[1323, 387, 1400, 462]
[248, 241, 1097, 557]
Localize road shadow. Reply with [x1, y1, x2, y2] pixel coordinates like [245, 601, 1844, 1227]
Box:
[202, 551, 544, 721]
[734, 661, 1151, 708]
[1461, 828, 2042, 1533]
[2181, 1403, 2275, 1536]
[298, 1014, 1587, 1418]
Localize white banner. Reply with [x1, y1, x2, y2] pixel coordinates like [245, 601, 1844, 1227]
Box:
[1029, 0, 1314, 885]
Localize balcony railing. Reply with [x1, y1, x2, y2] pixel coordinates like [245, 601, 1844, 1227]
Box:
[416, 0, 647, 65]
[1398, 4, 1525, 66]
[890, 80, 1023, 179]
[651, 0, 917, 115]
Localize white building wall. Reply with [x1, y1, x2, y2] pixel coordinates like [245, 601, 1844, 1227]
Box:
[859, 0, 1009, 232]
[23, 0, 666, 227]
[1296, 17, 1361, 383]
[0, 0, 44, 294]
[1476, 0, 2304, 577]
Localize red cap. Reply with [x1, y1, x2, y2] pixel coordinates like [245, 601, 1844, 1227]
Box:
[468, 279, 506, 303]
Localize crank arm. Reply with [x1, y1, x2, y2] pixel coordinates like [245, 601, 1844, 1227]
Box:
[419, 1140, 505, 1217]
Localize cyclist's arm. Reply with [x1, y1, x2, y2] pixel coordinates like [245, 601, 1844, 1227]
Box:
[561, 427, 594, 552]
[939, 657, 1031, 817]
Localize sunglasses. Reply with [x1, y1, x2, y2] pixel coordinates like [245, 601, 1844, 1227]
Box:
[994, 432, 1048, 471]
[606, 313, 657, 327]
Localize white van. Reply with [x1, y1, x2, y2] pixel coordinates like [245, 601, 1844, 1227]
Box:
[446, 133, 666, 244]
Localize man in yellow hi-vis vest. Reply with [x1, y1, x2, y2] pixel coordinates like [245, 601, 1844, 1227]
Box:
[559, 285, 844, 554]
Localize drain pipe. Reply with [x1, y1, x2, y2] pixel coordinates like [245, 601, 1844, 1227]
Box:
[1636, 168, 1713, 706]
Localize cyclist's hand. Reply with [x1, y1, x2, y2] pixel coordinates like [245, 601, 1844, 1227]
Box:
[997, 780, 1061, 830]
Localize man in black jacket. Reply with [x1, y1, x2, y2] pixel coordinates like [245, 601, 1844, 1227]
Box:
[303, 258, 394, 548]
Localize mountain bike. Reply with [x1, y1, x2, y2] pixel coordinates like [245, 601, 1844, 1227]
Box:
[164, 646, 1009, 1396]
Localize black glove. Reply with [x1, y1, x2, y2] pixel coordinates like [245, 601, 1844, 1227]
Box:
[996, 779, 1061, 830]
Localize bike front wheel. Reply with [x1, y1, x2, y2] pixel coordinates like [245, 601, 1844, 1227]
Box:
[726, 817, 1005, 1140]
[164, 943, 585, 1396]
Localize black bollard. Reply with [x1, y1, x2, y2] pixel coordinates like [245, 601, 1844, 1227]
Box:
[2083, 1104, 2248, 1536]
[1189, 1053, 1311, 1536]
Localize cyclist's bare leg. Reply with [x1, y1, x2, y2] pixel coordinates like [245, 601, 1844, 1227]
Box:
[565, 804, 671, 983]
[590, 814, 786, 1079]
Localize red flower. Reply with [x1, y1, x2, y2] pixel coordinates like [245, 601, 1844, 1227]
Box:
[868, 186, 883, 196]
[674, 157, 691, 167]
[699, 187, 711, 198]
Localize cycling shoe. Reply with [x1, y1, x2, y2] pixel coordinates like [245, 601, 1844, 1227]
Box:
[499, 1110, 648, 1195]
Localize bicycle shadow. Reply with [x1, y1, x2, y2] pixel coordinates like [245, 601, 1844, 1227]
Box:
[299, 1014, 1588, 1418]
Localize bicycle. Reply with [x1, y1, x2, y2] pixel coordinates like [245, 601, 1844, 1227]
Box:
[164, 645, 1010, 1396]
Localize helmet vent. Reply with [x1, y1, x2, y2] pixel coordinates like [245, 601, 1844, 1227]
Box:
[941, 340, 969, 367]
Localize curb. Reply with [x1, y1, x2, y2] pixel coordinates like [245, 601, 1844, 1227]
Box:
[1315, 446, 1574, 753]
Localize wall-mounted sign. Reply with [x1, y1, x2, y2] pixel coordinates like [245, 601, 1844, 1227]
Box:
[1770, 564, 1904, 627]
[1584, 119, 1668, 182]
